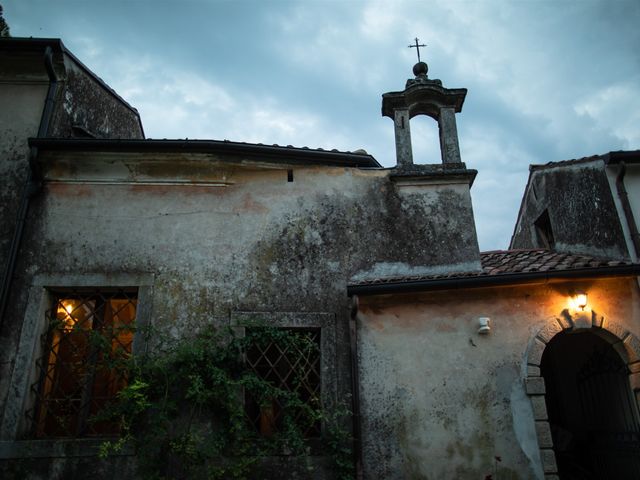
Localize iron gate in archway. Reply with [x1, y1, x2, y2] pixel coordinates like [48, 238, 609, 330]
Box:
[577, 347, 640, 479]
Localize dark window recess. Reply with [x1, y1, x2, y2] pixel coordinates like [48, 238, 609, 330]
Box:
[71, 124, 97, 138]
[27, 288, 137, 437]
[287, 169, 294, 182]
[535, 209, 555, 249]
[245, 329, 321, 438]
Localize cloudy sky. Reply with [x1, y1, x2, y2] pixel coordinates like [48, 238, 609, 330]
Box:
[4, 0, 640, 251]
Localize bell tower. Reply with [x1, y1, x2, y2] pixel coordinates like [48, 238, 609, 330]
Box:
[372, 43, 481, 277]
[382, 50, 467, 167]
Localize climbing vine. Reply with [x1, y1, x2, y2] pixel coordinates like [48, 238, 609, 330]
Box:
[97, 323, 354, 480]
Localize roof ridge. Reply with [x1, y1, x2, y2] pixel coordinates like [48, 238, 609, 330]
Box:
[529, 155, 604, 171]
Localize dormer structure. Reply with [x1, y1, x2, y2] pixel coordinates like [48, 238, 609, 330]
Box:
[382, 60, 467, 167]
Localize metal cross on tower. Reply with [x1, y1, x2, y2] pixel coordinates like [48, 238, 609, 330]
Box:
[408, 37, 426, 62]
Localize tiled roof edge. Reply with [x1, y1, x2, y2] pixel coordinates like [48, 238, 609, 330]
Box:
[347, 263, 640, 296]
[348, 249, 640, 295]
[28, 138, 382, 168]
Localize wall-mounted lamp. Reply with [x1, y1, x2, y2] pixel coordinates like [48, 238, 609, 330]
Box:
[570, 291, 588, 311]
[575, 292, 588, 310]
[478, 317, 491, 334]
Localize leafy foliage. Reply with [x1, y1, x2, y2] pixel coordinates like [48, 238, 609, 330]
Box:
[0, 4, 10, 38]
[97, 324, 353, 479]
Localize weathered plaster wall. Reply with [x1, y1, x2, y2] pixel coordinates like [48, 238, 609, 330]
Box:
[606, 163, 640, 261]
[0, 82, 47, 280]
[623, 165, 640, 228]
[356, 277, 640, 479]
[9, 159, 480, 332]
[13, 153, 480, 318]
[1, 153, 480, 478]
[352, 180, 480, 281]
[0, 45, 53, 273]
[511, 160, 629, 259]
[0, 81, 49, 418]
[0, 45, 142, 291]
[0, 45, 142, 269]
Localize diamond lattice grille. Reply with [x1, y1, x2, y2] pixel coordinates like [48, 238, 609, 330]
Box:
[27, 289, 137, 437]
[245, 329, 321, 438]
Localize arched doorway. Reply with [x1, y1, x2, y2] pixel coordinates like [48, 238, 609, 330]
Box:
[541, 330, 640, 479]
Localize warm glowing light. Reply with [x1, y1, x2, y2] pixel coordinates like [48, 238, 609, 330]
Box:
[569, 291, 588, 311]
[57, 300, 77, 332]
[575, 293, 588, 310]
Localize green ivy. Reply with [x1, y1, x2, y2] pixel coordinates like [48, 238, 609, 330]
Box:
[96, 324, 354, 480]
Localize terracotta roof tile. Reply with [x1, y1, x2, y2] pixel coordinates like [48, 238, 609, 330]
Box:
[351, 249, 635, 286]
[481, 249, 629, 273]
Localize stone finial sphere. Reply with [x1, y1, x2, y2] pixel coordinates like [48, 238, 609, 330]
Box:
[413, 61, 428, 77]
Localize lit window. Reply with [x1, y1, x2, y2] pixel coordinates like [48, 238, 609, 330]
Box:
[245, 328, 321, 438]
[27, 289, 137, 437]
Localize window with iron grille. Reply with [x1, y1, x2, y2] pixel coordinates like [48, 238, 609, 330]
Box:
[27, 288, 137, 437]
[245, 328, 321, 438]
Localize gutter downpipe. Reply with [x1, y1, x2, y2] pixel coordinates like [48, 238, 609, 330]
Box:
[615, 161, 640, 261]
[0, 46, 56, 330]
[348, 295, 364, 480]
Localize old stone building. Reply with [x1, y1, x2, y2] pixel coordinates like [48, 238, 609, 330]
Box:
[511, 150, 640, 262]
[347, 71, 640, 479]
[1, 37, 639, 480]
[349, 250, 640, 479]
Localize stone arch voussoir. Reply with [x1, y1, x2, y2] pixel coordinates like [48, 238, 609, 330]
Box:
[523, 310, 640, 479]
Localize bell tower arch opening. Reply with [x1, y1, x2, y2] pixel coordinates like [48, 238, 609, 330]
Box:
[409, 115, 440, 165]
[541, 329, 640, 479]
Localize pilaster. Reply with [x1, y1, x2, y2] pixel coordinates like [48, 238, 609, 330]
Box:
[393, 108, 413, 167]
[438, 107, 462, 164]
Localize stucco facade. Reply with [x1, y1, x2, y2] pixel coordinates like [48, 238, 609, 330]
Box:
[0, 38, 484, 476]
[353, 276, 640, 479]
[0, 150, 481, 479]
